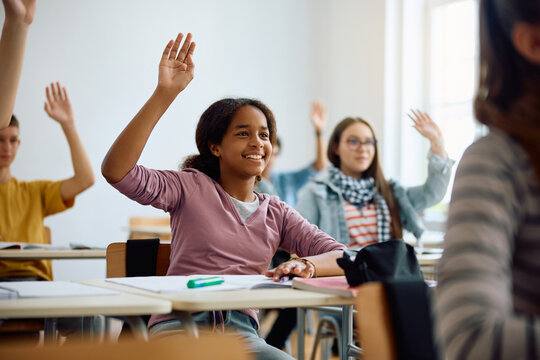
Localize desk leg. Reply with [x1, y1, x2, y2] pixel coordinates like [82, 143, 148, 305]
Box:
[173, 310, 199, 338]
[341, 305, 353, 360]
[123, 316, 149, 341]
[104, 316, 111, 342]
[44, 318, 57, 344]
[297, 307, 305, 360]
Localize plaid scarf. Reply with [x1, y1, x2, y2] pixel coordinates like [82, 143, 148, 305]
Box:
[329, 166, 391, 242]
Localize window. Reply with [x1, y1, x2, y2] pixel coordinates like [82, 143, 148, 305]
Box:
[395, 0, 480, 232]
[428, 0, 480, 183]
[426, 0, 480, 220]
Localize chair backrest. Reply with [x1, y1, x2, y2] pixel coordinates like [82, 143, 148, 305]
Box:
[106, 242, 171, 278]
[128, 216, 171, 240]
[0, 335, 252, 360]
[355, 282, 397, 360]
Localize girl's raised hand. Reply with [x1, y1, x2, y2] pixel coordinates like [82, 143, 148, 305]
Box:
[408, 109, 448, 159]
[44, 82, 74, 126]
[3, 0, 36, 25]
[157, 33, 196, 96]
[311, 100, 327, 133]
[408, 109, 442, 144]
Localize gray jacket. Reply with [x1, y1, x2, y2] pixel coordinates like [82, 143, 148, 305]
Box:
[296, 152, 455, 244]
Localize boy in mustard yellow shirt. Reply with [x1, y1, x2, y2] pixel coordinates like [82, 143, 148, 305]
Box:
[0, 82, 94, 280]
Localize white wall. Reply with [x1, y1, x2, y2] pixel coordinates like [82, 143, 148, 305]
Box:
[1, 0, 386, 280]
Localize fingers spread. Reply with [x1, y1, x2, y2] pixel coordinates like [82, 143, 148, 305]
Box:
[50, 82, 59, 101]
[62, 87, 69, 101]
[177, 33, 193, 62]
[45, 86, 53, 104]
[169, 33, 184, 61]
[161, 40, 174, 61]
[185, 42, 196, 67]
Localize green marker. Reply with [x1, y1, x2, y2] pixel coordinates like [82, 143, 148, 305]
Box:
[187, 276, 225, 289]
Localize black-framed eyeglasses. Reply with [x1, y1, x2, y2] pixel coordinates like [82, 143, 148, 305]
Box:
[345, 138, 377, 150]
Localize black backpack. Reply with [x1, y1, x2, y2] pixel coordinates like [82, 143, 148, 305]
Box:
[336, 239, 423, 286]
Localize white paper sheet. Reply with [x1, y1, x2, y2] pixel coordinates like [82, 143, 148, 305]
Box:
[0, 281, 120, 298]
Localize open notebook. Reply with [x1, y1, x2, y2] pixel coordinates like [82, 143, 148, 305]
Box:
[0, 242, 104, 250]
[0, 242, 64, 250]
[0, 281, 120, 299]
[105, 274, 292, 293]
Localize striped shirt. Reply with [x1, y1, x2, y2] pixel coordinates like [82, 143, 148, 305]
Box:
[435, 130, 540, 360]
[344, 201, 379, 249]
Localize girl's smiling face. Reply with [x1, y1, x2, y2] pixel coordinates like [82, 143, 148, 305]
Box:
[210, 105, 272, 181]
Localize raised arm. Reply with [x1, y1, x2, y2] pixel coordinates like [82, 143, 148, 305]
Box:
[101, 33, 195, 184]
[407, 109, 447, 160]
[0, 0, 36, 129]
[311, 100, 327, 171]
[44, 82, 94, 202]
[402, 109, 454, 212]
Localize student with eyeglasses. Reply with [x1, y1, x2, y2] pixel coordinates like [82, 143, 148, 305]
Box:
[264, 111, 454, 353]
[297, 109, 454, 249]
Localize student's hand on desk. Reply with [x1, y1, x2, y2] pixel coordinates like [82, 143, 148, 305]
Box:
[265, 258, 315, 281]
[157, 32, 196, 97]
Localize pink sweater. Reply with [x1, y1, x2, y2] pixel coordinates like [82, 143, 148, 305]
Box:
[112, 166, 345, 327]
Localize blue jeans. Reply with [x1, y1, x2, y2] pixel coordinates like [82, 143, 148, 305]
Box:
[150, 310, 294, 360]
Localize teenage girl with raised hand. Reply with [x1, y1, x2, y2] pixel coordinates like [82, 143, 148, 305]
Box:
[296, 109, 454, 249]
[101, 33, 345, 360]
[265, 110, 454, 352]
[434, 1, 540, 359]
[0, 0, 36, 129]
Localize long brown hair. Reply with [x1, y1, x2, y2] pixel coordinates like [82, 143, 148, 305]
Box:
[327, 117, 403, 238]
[182, 98, 277, 182]
[474, 0, 540, 177]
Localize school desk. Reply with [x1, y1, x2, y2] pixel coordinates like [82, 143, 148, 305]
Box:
[0, 292, 172, 343]
[417, 252, 442, 266]
[0, 248, 106, 260]
[78, 279, 356, 360]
